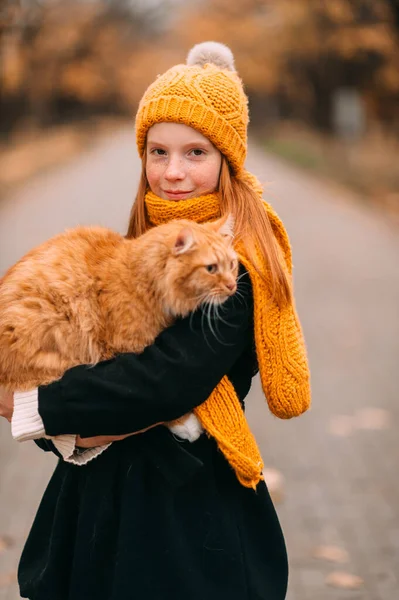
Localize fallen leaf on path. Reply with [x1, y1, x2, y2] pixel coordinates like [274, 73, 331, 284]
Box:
[325, 571, 363, 589]
[329, 415, 354, 437]
[0, 535, 13, 554]
[354, 408, 390, 430]
[262, 468, 284, 504]
[313, 545, 349, 563]
[0, 571, 17, 587]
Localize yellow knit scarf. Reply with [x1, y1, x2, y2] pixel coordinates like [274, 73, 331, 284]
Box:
[145, 184, 311, 489]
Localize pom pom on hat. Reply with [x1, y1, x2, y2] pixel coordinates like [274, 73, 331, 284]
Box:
[186, 41, 236, 72]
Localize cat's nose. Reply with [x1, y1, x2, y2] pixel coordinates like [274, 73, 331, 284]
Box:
[225, 281, 237, 293]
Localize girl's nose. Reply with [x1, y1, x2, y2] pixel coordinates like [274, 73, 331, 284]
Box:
[164, 157, 185, 181]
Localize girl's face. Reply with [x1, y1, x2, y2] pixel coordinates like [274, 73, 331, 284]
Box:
[146, 123, 222, 201]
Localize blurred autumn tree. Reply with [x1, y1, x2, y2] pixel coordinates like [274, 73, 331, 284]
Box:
[0, 0, 177, 138]
[171, 0, 399, 134]
[1, 0, 398, 139]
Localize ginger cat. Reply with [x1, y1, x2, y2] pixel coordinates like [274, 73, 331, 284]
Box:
[0, 216, 238, 441]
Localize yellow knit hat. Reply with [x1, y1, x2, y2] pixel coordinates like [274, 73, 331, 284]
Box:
[135, 42, 249, 174]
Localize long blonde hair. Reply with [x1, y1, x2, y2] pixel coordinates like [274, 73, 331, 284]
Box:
[126, 155, 291, 306]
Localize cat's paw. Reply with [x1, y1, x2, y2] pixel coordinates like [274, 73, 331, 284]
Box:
[168, 413, 204, 442]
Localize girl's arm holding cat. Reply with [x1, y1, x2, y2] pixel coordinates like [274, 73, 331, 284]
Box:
[1, 367, 164, 461]
[0, 385, 127, 462]
[1, 388, 161, 464]
[10, 271, 253, 449]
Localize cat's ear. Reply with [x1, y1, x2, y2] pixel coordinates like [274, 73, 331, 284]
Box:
[173, 227, 195, 255]
[216, 213, 235, 239]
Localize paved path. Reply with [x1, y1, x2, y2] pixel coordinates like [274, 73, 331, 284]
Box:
[0, 128, 398, 600]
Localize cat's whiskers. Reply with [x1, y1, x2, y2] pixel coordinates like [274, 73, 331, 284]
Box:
[188, 291, 216, 338]
[190, 291, 212, 312]
[211, 303, 229, 340]
[202, 289, 238, 343]
[211, 303, 236, 330]
[232, 280, 250, 307]
[236, 271, 249, 283]
[205, 299, 223, 343]
[197, 294, 223, 345]
[199, 299, 214, 346]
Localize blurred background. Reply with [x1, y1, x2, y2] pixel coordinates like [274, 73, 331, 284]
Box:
[1, 0, 399, 213]
[0, 1, 398, 599]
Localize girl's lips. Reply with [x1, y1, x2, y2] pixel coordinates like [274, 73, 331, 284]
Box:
[163, 190, 193, 200]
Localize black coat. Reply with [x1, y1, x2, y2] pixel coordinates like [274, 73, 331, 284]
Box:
[19, 272, 288, 600]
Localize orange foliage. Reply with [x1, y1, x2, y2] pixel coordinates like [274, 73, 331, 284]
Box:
[0, 1, 171, 133]
[1, 0, 398, 135]
[170, 0, 399, 130]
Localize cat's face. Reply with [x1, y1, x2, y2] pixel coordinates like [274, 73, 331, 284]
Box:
[162, 216, 239, 316]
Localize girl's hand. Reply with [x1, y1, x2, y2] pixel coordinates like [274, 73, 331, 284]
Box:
[75, 421, 163, 448]
[75, 433, 136, 448]
[0, 387, 14, 422]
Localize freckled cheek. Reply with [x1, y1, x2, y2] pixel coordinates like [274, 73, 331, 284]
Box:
[187, 164, 220, 193]
[146, 163, 164, 191]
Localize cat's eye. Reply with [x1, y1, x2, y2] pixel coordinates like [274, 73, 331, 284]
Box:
[206, 264, 218, 274]
[230, 260, 236, 270]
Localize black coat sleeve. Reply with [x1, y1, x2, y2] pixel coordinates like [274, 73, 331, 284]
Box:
[38, 273, 254, 437]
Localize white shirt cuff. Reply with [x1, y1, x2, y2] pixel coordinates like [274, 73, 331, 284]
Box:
[12, 389, 48, 441]
[52, 436, 112, 465]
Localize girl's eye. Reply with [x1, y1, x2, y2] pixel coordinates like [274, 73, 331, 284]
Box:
[150, 148, 167, 156]
[190, 149, 205, 157]
[206, 264, 218, 274]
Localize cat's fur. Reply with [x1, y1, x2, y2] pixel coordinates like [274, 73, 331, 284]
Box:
[0, 217, 238, 440]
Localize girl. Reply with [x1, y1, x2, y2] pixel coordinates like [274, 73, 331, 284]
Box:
[0, 42, 310, 600]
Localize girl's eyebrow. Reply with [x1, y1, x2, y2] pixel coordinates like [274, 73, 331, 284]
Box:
[147, 140, 167, 147]
[147, 140, 212, 148]
[183, 141, 211, 148]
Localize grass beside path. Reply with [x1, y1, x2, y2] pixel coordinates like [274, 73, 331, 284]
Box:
[259, 123, 399, 225]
